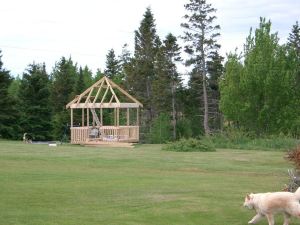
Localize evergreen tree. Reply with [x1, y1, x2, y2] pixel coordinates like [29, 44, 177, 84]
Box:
[75, 67, 85, 94]
[207, 51, 224, 131]
[0, 50, 19, 139]
[104, 49, 123, 83]
[51, 56, 77, 139]
[159, 33, 182, 139]
[119, 44, 132, 83]
[82, 65, 93, 89]
[94, 68, 104, 82]
[288, 21, 300, 58]
[19, 63, 52, 140]
[181, 0, 221, 136]
[8, 75, 21, 99]
[126, 7, 160, 138]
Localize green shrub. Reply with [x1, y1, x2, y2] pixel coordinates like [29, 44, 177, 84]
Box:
[148, 113, 172, 144]
[201, 130, 299, 151]
[162, 138, 216, 152]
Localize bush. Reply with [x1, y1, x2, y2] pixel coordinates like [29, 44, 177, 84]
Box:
[162, 138, 216, 152]
[286, 145, 300, 169]
[147, 113, 172, 144]
[201, 129, 299, 151]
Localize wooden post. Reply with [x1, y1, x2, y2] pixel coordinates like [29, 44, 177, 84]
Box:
[114, 108, 116, 126]
[82, 108, 84, 126]
[117, 108, 120, 126]
[137, 108, 139, 125]
[87, 108, 89, 127]
[127, 108, 130, 126]
[71, 109, 73, 127]
[92, 109, 95, 127]
[100, 108, 103, 125]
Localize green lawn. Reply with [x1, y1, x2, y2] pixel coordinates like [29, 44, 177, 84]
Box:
[0, 141, 296, 225]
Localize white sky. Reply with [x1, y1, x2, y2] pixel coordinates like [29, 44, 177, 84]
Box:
[0, 0, 299, 77]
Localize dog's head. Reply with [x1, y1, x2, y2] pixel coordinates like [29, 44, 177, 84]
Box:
[243, 193, 254, 209]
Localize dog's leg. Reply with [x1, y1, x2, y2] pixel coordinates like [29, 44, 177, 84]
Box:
[266, 213, 274, 225]
[248, 213, 264, 224]
[283, 212, 290, 225]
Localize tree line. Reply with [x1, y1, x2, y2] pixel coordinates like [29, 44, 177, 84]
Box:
[0, 0, 299, 142]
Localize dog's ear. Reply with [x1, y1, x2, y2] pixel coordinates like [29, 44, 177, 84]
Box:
[246, 194, 251, 200]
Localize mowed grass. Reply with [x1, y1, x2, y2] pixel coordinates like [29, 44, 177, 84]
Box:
[0, 141, 296, 225]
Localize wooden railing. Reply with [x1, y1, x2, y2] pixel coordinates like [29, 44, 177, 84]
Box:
[70, 126, 139, 144]
[71, 127, 89, 144]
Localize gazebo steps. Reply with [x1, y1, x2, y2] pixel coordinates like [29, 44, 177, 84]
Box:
[83, 141, 134, 148]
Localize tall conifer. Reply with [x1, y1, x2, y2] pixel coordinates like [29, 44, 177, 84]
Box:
[181, 0, 221, 136]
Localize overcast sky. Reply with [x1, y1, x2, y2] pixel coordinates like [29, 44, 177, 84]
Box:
[0, 0, 299, 77]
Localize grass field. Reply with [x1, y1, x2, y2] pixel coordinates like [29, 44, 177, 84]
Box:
[0, 140, 297, 225]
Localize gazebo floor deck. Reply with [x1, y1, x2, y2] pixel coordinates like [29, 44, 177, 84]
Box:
[83, 140, 134, 148]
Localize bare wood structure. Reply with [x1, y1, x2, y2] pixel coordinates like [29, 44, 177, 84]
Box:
[66, 76, 143, 145]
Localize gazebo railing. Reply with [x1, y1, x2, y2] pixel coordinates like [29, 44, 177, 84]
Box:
[70, 126, 139, 144]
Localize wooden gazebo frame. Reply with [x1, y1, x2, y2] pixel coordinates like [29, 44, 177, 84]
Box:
[66, 76, 143, 144]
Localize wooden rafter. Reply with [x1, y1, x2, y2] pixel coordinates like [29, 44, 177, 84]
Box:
[66, 76, 143, 109]
[93, 79, 104, 104]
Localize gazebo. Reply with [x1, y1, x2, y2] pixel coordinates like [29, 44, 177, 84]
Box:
[66, 76, 143, 145]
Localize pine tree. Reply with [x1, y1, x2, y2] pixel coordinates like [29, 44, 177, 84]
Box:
[119, 44, 132, 83]
[162, 33, 182, 139]
[51, 56, 77, 139]
[104, 49, 123, 83]
[288, 21, 300, 58]
[82, 65, 93, 89]
[0, 50, 19, 139]
[75, 67, 85, 94]
[207, 51, 223, 131]
[181, 0, 221, 136]
[19, 63, 52, 140]
[126, 7, 160, 138]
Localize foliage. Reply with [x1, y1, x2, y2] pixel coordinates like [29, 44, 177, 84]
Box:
[126, 7, 160, 134]
[220, 18, 300, 136]
[203, 129, 299, 151]
[181, 0, 221, 136]
[286, 145, 300, 170]
[0, 51, 20, 139]
[163, 138, 216, 152]
[148, 113, 172, 143]
[176, 117, 193, 139]
[18, 63, 52, 141]
[104, 48, 123, 83]
[51, 57, 77, 139]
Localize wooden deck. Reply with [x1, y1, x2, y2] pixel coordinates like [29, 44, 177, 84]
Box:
[70, 126, 139, 144]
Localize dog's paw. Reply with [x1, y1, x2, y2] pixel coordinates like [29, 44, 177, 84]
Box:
[248, 221, 255, 224]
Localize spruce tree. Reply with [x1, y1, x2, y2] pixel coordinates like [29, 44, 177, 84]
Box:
[288, 21, 300, 58]
[82, 65, 93, 89]
[19, 63, 52, 140]
[161, 33, 182, 139]
[104, 49, 123, 83]
[0, 50, 19, 139]
[126, 7, 160, 137]
[181, 0, 221, 136]
[51, 56, 77, 140]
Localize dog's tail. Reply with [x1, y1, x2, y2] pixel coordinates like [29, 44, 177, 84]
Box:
[294, 187, 300, 199]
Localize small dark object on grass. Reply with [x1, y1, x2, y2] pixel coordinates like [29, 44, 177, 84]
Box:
[162, 138, 216, 152]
